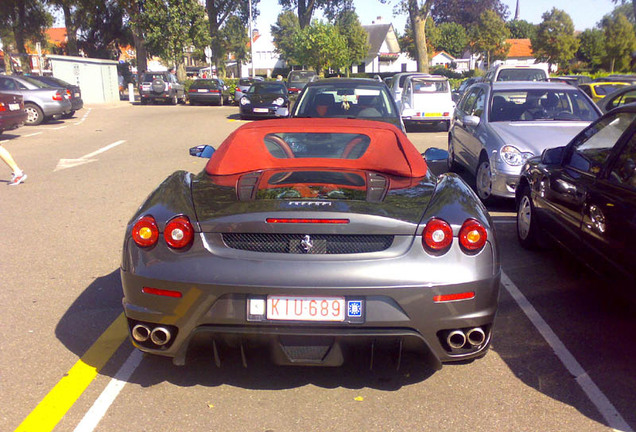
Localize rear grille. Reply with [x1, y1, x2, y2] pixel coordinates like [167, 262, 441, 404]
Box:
[222, 233, 393, 254]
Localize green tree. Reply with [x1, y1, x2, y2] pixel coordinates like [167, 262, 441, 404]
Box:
[431, 0, 509, 28]
[602, 12, 636, 72]
[577, 28, 605, 70]
[46, 0, 81, 55]
[205, 0, 259, 77]
[278, 0, 353, 29]
[506, 19, 537, 40]
[611, 0, 636, 23]
[470, 10, 510, 69]
[221, 15, 250, 77]
[334, 10, 369, 76]
[532, 8, 579, 72]
[293, 20, 348, 74]
[143, 0, 210, 77]
[436, 22, 468, 58]
[271, 10, 301, 66]
[0, 0, 51, 73]
[76, 0, 132, 60]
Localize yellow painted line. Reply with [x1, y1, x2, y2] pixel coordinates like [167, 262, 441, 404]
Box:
[15, 313, 128, 432]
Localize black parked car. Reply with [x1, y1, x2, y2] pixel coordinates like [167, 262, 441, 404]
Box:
[239, 81, 289, 119]
[516, 104, 636, 286]
[25, 75, 83, 118]
[187, 79, 228, 106]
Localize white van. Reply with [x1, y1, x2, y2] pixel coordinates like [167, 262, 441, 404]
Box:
[399, 75, 455, 131]
[484, 64, 549, 82]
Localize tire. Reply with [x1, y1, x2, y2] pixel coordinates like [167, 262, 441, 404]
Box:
[140, 98, 148, 105]
[218, 95, 223, 106]
[151, 79, 165, 94]
[24, 103, 44, 125]
[62, 110, 76, 119]
[447, 137, 459, 171]
[516, 185, 540, 249]
[475, 154, 493, 203]
[170, 94, 178, 105]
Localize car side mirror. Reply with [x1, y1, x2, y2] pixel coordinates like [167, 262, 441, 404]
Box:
[541, 146, 565, 165]
[423, 147, 449, 162]
[190, 145, 215, 158]
[463, 115, 481, 127]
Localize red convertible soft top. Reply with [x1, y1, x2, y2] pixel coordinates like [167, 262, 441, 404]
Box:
[205, 118, 428, 178]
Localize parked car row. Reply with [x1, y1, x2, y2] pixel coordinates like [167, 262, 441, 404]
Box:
[0, 74, 84, 125]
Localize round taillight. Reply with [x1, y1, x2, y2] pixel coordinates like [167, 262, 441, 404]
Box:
[422, 218, 453, 252]
[132, 216, 159, 247]
[459, 219, 488, 252]
[164, 216, 194, 249]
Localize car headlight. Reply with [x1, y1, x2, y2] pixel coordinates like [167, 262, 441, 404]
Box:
[500, 145, 533, 166]
[240, 97, 250, 105]
[273, 97, 285, 106]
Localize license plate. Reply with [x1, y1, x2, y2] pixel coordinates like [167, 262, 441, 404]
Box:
[74, 92, 80, 97]
[267, 296, 345, 321]
[197, 89, 208, 92]
[424, 112, 441, 117]
[254, 108, 269, 113]
[8, 103, 19, 111]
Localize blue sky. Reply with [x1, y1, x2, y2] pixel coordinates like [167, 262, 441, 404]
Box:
[255, 0, 620, 36]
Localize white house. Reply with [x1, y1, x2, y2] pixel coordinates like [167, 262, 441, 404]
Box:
[357, 20, 417, 74]
[238, 30, 286, 78]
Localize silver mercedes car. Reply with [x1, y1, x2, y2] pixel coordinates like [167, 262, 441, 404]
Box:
[448, 81, 601, 201]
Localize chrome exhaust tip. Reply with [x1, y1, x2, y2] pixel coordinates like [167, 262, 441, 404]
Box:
[131, 324, 151, 342]
[466, 327, 486, 346]
[150, 327, 172, 346]
[447, 330, 467, 349]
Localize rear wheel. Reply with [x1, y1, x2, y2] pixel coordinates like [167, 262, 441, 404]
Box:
[218, 95, 223, 106]
[475, 154, 493, 203]
[24, 103, 44, 125]
[517, 185, 540, 249]
[170, 94, 178, 105]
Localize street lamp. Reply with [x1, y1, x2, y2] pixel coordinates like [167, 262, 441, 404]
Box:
[249, 0, 255, 78]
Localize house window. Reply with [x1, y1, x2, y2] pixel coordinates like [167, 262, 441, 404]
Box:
[401, 63, 407, 72]
[359, 62, 365, 72]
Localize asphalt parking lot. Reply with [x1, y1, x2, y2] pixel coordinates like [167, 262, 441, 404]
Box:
[1, 102, 634, 432]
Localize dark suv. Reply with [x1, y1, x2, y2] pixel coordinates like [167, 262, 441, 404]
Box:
[139, 71, 185, 105]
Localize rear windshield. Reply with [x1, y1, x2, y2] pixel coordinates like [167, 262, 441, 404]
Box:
[248, 83, 287, 95]
[190, 80, 219, 89]
[20, 76, 53, 88]
[288, 71, 316, 83]
[257, 171, 367, 200]
[496, 69, 547, 82]
[594, 84, 626, 96]
[141, 73, 167, 82]
[239, 78, 256, 86]
[411, 78, 449, 93]
[264, 133, 370, 159]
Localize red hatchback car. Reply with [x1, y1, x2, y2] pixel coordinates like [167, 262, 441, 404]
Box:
[0, 93, 27, 134]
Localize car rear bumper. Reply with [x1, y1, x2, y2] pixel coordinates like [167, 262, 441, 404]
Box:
[0, 110, 28, 131]
[39, 99, 72, 117]
[187, 93, 222, 103]
[121, 260, 500, 368]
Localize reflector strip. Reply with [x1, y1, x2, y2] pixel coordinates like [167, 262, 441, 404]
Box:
[142, 287, 183, 298]
[433, 292, 475, 303]
[266, 218, 349, 224]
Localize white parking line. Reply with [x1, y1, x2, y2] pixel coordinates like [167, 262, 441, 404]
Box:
[501, 272, 632, 432]
[72, 349, 143, 432]
[70, 272, 632, 432]
[23, 132, 43, 137]
[73, 108, 92, 125]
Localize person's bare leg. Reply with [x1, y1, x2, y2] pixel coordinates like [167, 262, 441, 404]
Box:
[0, 145, 22, 174]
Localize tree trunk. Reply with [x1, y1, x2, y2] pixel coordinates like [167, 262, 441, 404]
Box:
[298, 0, 315, 29]
[62, 4, 78, 56]
[3, 44, 13, 75]
[132, 31, 147, 73]
[408, 0, 429, 73]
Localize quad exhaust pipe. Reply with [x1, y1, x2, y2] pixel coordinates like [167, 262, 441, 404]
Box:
[131, 324, 172, 346]
[446, 327, 486, 350]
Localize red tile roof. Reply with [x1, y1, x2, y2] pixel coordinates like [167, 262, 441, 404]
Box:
[506, 38, 533, 58]
[46, 28, 67, 46]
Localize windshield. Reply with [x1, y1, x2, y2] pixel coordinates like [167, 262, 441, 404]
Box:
[190, 80, 219, 89]
[489, 89, 599, 122]
[20, 76, 54, 88]
[496, 69, 547, 82]
[288, 71, 316, 86]
[264, 133, 370, 159]
[248, 83, 287, 95]
[293, 84, 398, 120]
[411, 78, 449, 93]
